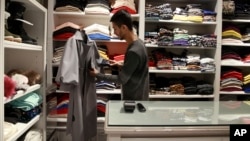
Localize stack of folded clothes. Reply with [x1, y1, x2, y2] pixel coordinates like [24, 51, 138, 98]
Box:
[220, 67, 243, 92]
[173, 28, 189, 46]
[203, 10, 217, 22]
[48, 93, 69, 118]
[96, 80, 116, 90]
[97, 95, 108, 117]
[182, 76, 197, 95]
[145, 4, 159, 20]
[53, 46, 64, 64]
[84, 23, 110, 40]
[173, 7, 188, 21]
[157, 27, 174, 46]
[201, 34, 217, 47]
[186, 4, 203, 22]
[243, 73, 250, 93]
[188, 34, 203, 46]
[53, 22, 82, 40]
[85, 0, 110, 15]
[196, 80, 214, 95]
[144, 31, 158, 45]
[169, 84, 185, 95]
[155, 3, 173, 20]
[242, 52, 250, 63]
[222, 25, 243, 44]
[151, 48, 173, 70]
[186, 53, 201, 71]
[54, 0, 87, 12]
[221, 49, 242, 65]
[171, 50, 187, 70]
[110, 0, 137, 14]
[5, 92, 43, 123]
[200, 57, 215, 72]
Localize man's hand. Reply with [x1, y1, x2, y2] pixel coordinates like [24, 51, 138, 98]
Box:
[89, 68, 99, 77]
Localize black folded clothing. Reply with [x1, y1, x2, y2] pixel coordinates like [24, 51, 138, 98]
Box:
[54, 0, 87, 11]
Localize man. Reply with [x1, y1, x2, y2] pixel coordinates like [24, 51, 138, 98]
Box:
[90, 9, 149, 100]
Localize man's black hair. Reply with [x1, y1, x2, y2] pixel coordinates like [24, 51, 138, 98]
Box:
[110, 9, 133, 31]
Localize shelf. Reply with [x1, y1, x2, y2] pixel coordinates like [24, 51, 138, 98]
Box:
[223, 19, 250, 23]
[51, 89, 120, 94]
[149, 69, 215, 74]
[96, 89, 121, 94]
[47, 117, 67, 123]
[145, 19, 217, 25]
[4, 41, 43, 51]
[222, 43, 250, 47]
[47, 116, 105, 123]
[220, 91, 250, 95]
[55, 90, 69, 93]
[54, 11, 139, 18]
[145, 44, 216, 49]
[4, 84, 41, 104]
[47, 126, 66, 130]
[149, 94, 214, 99]
[221, 62, 250, 67]
[6, 115, 40, 141]
[53, 38, 125, 43]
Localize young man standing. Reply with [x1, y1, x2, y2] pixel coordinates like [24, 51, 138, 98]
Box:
[90, 9, 149, 100]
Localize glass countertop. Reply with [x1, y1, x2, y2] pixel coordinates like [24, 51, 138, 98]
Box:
[107, 100, 250, 126]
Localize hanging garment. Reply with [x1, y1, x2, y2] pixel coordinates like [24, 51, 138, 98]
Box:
[56, 30, 100, 141]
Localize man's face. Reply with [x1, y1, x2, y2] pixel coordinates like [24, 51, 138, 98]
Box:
[112, 23, 125, 40]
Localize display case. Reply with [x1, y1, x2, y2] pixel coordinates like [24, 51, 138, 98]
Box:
[105, 100, 250, 141]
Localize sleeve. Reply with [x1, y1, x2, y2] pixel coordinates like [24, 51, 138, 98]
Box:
[119, 51, 139, 84]
[96, 51, 139, 85]
[55, 37, 79, 86]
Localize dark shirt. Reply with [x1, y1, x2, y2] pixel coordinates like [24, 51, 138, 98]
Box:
[96, 39, 149, 100]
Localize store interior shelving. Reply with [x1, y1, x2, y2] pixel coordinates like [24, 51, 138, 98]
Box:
[144, 0, 222, 100]
[1, 0, 47, 140]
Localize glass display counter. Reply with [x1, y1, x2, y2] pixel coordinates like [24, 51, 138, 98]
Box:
[104, 101, 250, 141]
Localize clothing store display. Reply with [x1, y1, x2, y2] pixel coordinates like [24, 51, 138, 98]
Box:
[56, 30, 102, 141]
[3, 1, 250, 141]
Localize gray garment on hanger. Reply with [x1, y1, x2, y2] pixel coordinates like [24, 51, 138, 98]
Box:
[56, 30, 100, 141]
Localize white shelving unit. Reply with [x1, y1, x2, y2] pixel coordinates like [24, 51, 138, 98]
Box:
[47, 1, 143, 95]
[46, 0, 224, 127]
[144, 0, 222, 101]
[220, 17, 250, 98]
[46, 1, 143, 140]
[1, 0, 47, 140]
